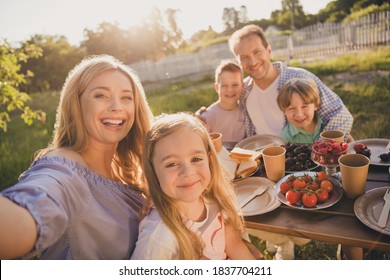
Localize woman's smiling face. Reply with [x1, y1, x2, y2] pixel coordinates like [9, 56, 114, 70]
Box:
[80, 70, 135, 147]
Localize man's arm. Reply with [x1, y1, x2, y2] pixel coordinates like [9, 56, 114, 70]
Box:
[314, 77, 354, 141]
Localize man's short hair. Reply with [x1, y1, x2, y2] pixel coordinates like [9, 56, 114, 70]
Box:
[228, 24, 269, 56]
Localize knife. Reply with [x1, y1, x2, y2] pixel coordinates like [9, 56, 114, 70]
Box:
[378, 189, 390, 228]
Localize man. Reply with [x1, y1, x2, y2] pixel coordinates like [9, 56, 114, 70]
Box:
[228, 24, 353, 141]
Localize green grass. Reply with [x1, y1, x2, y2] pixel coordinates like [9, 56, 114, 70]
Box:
[289, 46, 390, 75]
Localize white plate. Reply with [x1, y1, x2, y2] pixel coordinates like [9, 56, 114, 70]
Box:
[234, 177, 281, 216]
[235, 134, 285, 151]
[354, 187, 390, 236]
[348, 138, 390, 166]
[274, 171, 343, 210]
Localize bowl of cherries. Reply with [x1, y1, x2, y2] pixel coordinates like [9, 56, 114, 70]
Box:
[311, 140, 349, 175]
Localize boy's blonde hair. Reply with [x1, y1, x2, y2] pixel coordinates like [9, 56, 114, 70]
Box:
[228, 24, 269, 56]
[36, 55, 153, 187]
[215, 60, 243, 83]
[277, 78, 320, 112]
[143, 112, 245, 259]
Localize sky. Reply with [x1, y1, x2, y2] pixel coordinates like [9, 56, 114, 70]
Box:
[0, 0, 333, 46]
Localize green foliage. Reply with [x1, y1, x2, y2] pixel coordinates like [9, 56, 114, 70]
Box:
[249, 235, 339, 260]
[343, 3, 390, 23]
[0, 90, 58, 189]
[82, 8, 184, 63]
[22, 35, 86, 92]
[182, 28, 229, 53]
[0, 39, 46, 132]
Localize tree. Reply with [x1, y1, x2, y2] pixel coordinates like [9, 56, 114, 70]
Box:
[82, 22, 136, 63]
[142, 7, 170, 60]
[81, 7, 183, 63]
[276, 0, 306, 30]
[165, 8, 184, 49]
[22, 35, 85, 92]
[238, 6, 249, 24]
[0, 40, 45, 132]
[222, 7, 239, 32]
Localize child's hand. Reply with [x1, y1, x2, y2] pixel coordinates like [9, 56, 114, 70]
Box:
[195, 106, 207, 116]
[195, 106, 208, 126]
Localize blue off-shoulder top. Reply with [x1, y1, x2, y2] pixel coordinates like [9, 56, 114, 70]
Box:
[1, 156, 145, 259]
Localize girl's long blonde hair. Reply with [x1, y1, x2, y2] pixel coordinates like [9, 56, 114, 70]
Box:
[143, 112, 245, 259]
[36, 55, 153, 187]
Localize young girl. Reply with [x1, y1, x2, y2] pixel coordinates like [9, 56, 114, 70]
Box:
[131, 112, 255, 260]
[277, 77, 323, 144]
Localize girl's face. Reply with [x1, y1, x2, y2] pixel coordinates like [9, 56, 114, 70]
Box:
[284, 92, 318, 132]
[215, 71, 243, 109]
[80, 70, 135, 148]
[152, 127, 211, 207]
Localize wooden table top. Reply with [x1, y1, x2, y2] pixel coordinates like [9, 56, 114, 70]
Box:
[244, 165, 390, 252]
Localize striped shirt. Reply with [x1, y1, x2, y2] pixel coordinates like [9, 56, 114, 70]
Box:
[239, 61, 354, 141]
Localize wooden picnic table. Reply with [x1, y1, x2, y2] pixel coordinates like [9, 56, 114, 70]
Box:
[244, 164, 390, 252]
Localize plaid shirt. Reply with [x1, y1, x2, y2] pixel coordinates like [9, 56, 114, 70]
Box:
[239, 61, 354, 140]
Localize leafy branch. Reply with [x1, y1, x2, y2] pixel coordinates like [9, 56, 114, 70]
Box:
[0, 39, 45, 132]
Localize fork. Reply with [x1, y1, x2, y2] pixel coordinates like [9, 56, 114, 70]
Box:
[378, 189, 390, 227]
[239, 185, 268, 209]
[255, 143, 275, 152]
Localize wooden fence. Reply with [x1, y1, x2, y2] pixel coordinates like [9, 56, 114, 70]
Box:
[130, 11, 390, 83]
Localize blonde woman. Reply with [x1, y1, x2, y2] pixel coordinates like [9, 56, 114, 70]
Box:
[0, 55, 153, 259]
[131, 113, 255, 260]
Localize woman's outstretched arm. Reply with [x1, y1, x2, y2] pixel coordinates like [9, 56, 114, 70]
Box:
[0, 196, 37, 259]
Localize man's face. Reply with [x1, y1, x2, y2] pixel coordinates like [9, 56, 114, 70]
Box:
[235, 34, 272, 82]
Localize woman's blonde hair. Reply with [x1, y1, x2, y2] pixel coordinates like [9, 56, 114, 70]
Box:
[143, 112, 245, 259]
[277, 77, 320, 112]
[36, 55, 153, 187]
